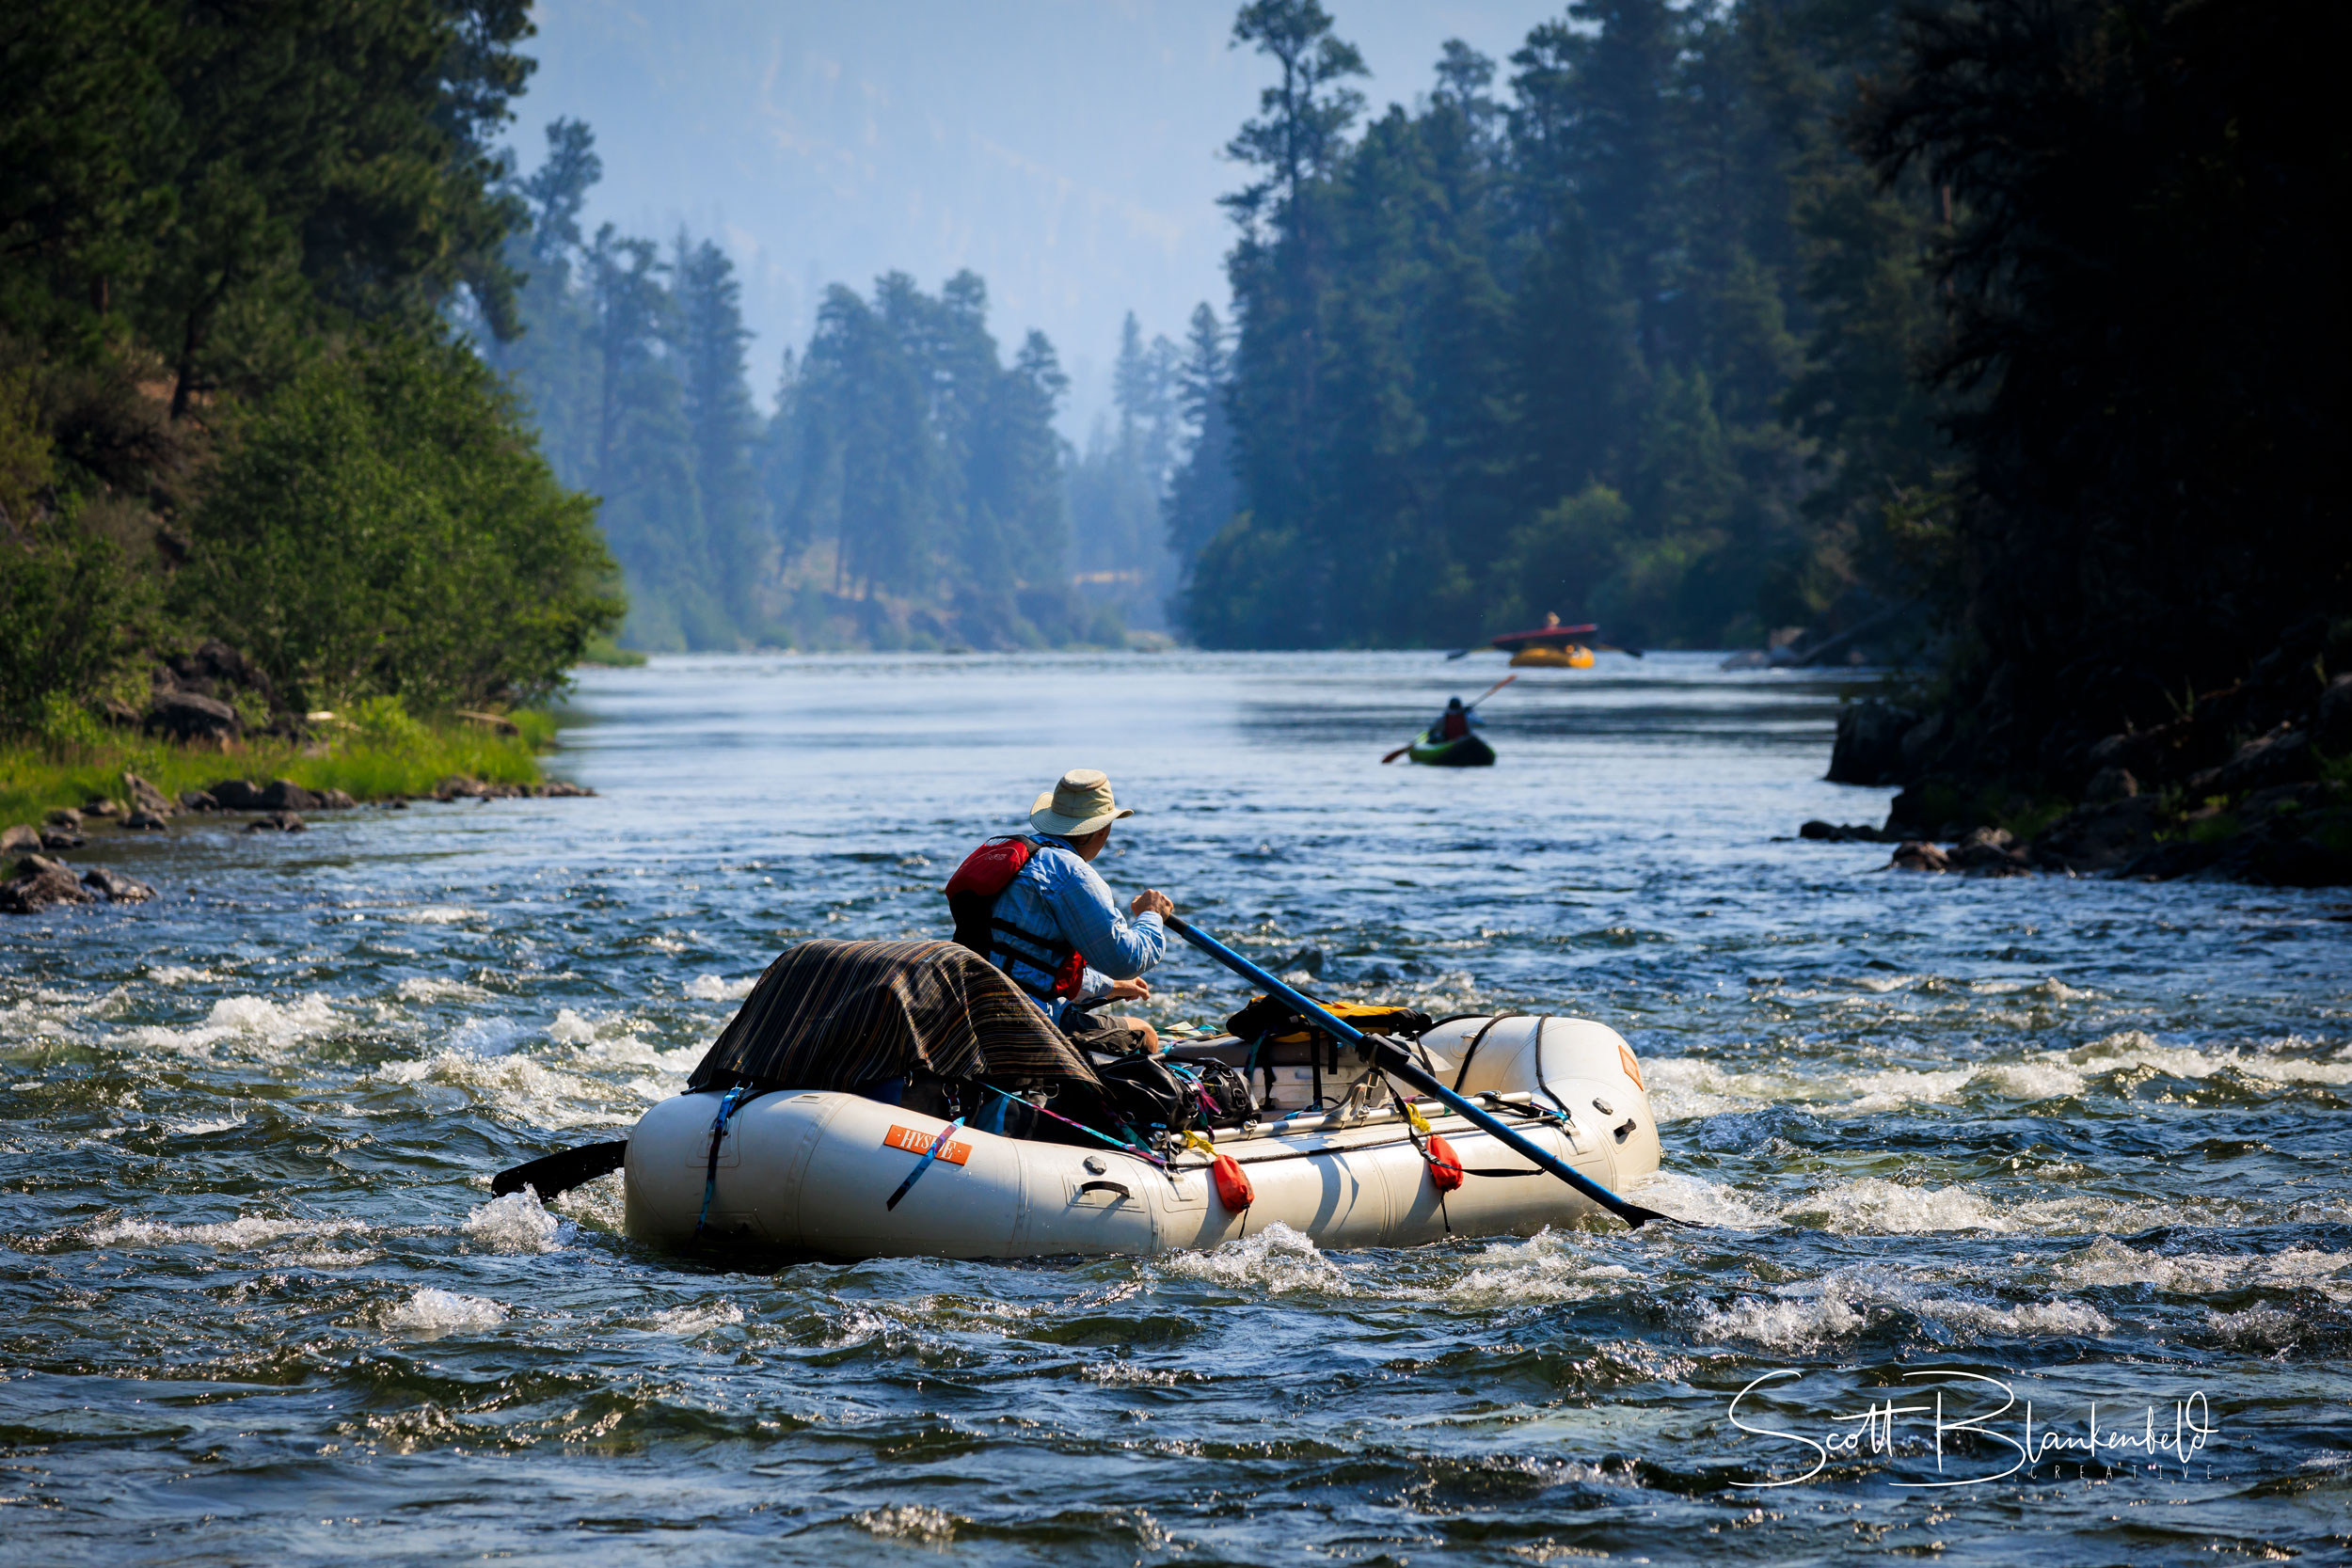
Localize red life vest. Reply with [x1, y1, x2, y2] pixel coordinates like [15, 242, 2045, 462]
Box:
[944, 836, 1086, 1001]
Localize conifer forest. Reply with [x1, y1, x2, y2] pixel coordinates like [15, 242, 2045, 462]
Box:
[2, 0, 2344, 811]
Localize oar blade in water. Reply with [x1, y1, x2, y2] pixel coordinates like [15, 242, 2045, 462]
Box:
[492, 1139, 628, 1199]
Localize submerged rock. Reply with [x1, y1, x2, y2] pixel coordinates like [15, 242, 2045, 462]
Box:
[122, 809, 168, 832]
[178, 788, 219, 812]
[1890, 841, 1950, 873]
[246, 811, 306, 832]
[1799, 819, 1889, 843]
[44, 807, 82, 831]
[1949, 826, 2032, 876]
[316, 788, 357, 810]
[40, 829, 85, 851]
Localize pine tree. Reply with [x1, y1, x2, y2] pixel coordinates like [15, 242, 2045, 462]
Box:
[1209, 0, 1368, 646]
[588, 225, 711, 650]
[489, 119, 602, 489]
[774, 271, 1078, 644]
[674, 235, 769, 639]
[490, 125, 776, 651]
[1164, 303, 1238, 602]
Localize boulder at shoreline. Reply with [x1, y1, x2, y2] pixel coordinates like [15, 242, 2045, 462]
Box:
[1, 855, 96, 913]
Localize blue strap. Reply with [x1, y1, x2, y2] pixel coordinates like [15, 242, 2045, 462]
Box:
[1244, 1032, 1273, 1103]
[692, 1083, 751, 1239]
[884, 1116, 966, 1211]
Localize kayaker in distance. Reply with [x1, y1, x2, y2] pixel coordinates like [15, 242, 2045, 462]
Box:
[943, 768, 1173, 1056]
[1433, 695, 1483, 741]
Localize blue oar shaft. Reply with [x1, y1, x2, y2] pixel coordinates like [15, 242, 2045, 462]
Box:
[1165, 915, 1674, 1230]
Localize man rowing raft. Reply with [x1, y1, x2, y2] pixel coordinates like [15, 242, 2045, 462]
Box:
[944, 768, 1173, 1055]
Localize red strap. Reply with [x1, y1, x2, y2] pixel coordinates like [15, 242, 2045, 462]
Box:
[1424, 1132, 1465, 1193]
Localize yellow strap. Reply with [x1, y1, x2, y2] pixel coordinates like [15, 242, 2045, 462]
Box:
[1399, 1099, 1433, 1137]
[1182, 1131, 1218, 1157]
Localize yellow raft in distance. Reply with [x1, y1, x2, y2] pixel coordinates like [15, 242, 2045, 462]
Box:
[1509, 643, 1596, 669]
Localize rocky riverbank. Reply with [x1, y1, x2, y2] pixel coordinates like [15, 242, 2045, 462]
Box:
[1805, 616, 2352, 886]
[0, 768, 595, 914]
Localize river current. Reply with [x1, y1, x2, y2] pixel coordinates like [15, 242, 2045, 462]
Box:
[3, 651, 2346, 1564]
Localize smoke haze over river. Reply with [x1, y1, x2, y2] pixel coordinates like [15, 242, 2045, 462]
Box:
[4, 653, 2346, 1561]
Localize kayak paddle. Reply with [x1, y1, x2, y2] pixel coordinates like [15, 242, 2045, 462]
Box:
[1382, 673, 1516, 763]
[1464, 673, 1518, 709]
[1164, 914, 1688, 1230]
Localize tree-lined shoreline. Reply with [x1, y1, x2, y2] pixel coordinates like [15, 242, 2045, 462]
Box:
[4, 0, 2341, 892]
[3, 1, 621, 738]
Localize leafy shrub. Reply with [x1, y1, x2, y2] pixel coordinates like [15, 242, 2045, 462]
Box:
[174, 334, 623, 712]
[0, 511, 159, 736]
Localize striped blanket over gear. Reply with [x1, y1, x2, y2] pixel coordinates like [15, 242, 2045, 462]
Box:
[686, 938, 1101, 1096]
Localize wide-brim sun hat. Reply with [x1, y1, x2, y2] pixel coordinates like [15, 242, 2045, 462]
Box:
[1030, 768, 1136, 837]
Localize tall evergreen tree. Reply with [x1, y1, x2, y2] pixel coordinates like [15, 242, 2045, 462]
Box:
[1851, 0, 2348, 767]
[980, 331, 1072, 590]
[674, 235, 769, 639]
[587, 225, 713, 649]
[487, 125, 778, 651]
[1201, 0, 1369, 646]
[489, 119, 601, 489]
[1174, 0, 1952, 651]
[776, 271, 1083, 645]
[1069, 310, 1183, 626]
[0, 1, 620, 726]
[1165, 303, 1239, 618]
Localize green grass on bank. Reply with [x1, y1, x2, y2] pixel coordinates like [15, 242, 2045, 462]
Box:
[579, 634, 648, 668]
[0, 698, 556, 828]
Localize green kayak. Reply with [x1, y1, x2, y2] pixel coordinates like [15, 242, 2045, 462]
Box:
[1406, 729, 1496, 767]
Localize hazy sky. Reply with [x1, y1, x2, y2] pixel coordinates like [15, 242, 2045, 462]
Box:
[505, 0, 1568, 430]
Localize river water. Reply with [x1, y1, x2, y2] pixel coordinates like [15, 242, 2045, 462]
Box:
[3, 651, 2347, 1564]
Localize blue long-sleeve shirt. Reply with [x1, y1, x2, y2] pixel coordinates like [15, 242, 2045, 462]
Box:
[990, 834, 1166, 1023]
